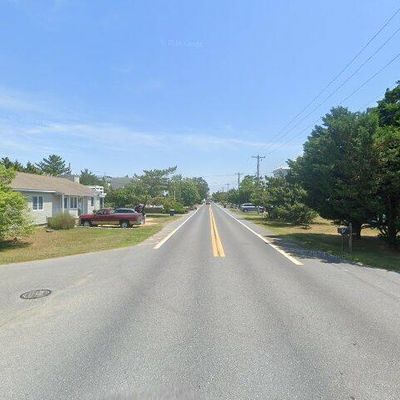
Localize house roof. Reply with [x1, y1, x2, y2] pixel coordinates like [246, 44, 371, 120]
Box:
[12, 172, 95, 197]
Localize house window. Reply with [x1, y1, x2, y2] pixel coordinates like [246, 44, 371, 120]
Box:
[64, 196, 68, 209]
[32, 196, 43, 211]
[70, 197, 78, 209]
[91, 197, 94, 207]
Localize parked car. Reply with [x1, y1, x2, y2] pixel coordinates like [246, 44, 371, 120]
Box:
[239, 203, 265, 213]
[79, 208, 144, 228]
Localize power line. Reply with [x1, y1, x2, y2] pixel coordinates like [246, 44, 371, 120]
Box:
[262, 6, 400, 150]
[263, 26, 400, 154]
[339, 51, 400, 104]
[265, 50, 400, 157]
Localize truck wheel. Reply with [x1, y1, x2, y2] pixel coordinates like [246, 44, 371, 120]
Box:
[120, 220, 130, 228]
[83, 220, 91, 227]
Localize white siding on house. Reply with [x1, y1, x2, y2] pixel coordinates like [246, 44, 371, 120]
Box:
[93, 196, 102, 211]
[86, 197, 96, 214]
[24, 192, 56, 225]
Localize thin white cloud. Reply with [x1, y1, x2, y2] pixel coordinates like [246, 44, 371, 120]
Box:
[0, 87, 69, 118]
[0, 87, 301, 153]
[1, 120, 301, 155]
[173, 133, 300, 150]
[26, 122, 167, 147]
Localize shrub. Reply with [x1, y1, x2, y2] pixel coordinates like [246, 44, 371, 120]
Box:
[0, 166, 33, 241]
[269, 202, 317, 225]
[0, 192, 33, 240]
[159, 198, 186, 214]
[48, 212, 76, 230]
[171, 202, 186, 214]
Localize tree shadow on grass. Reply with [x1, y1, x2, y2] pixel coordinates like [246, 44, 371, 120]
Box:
[265, 233, 400, 273]
[0, 240, 31, 252]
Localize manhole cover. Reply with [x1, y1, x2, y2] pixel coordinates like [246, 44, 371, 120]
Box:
[20, 289, 52, 300]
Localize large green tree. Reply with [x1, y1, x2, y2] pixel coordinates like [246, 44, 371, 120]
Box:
[372, 82, 400, 245]
[290, 107, 378, 238]
[179, 178, 200, 206]
[134, 166, 177, 201]
[238, 175, 258, 204]
[36, 154, 71, 176]
[169, 175, 201, 206]
[192, 177, 209, 200]
[0, 166, 33, 241]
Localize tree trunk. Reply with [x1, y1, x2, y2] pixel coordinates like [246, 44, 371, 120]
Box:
[351, 221, 362, 240]
[387, 222, 398, 247]
[385, 196, 399, 248]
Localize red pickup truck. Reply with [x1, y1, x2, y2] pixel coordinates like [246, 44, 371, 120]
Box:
[79, 208, 144, 228]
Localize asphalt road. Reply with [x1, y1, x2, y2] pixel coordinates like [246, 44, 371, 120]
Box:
[1, 204, 400, 399]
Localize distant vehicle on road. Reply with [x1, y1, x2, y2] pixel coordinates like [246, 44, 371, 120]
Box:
[205, 200, 211, 205]
[79, 208, 144, 228]
[239, 203, 264, 213]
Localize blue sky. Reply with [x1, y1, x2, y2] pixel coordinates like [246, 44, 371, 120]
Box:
[1, 0, 399, 191]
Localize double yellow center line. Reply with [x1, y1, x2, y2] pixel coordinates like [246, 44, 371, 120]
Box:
[209, 206, 225, 257]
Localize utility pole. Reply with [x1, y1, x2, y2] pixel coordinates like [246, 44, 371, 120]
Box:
[236, 172, 242, 208]
[236, 172, 241, 189]
[226, 183, 230, 191]
[252, 155, 265, 183]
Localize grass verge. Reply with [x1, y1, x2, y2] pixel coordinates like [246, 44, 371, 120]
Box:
[0, 214, 178, 265]
[236, 212, 400, 272]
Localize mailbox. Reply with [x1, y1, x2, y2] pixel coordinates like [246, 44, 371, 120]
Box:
[337, 226, 350, 235]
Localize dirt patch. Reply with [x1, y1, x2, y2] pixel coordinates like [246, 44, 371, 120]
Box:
[144, 218, 157, 226]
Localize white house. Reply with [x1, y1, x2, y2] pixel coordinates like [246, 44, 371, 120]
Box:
[87, 185, 106, 209]
[272, 167, 290, 178]
[11, 172, 104, 225]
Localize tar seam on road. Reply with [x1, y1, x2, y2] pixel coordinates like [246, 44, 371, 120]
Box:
[209, 206, 226, 257]
[153, 206, 201, 249]
[217, 206, 303, 266]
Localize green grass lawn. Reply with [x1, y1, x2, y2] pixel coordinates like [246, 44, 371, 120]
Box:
[0, 215, 178, 265]
[235, 212, 400, 272]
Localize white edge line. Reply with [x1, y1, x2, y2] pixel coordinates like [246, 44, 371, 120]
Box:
[153, 206, 201, 249]
[217, 205, 303, 266]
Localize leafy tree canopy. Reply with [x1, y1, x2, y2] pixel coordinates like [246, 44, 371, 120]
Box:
[371, 82, 400, 245]
[0, 158, 42, 174]
[376, 81, 400, 128]
[290, 107, 378, 237]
